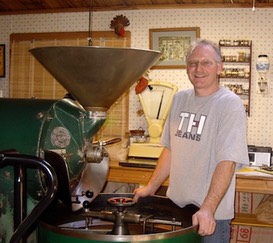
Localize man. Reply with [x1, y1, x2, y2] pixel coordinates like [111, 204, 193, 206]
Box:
[134, 39, 249, 242]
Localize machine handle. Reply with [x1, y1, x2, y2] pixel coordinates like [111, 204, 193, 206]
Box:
[93, 137, 122, 146]
[0, 153, 58, 243]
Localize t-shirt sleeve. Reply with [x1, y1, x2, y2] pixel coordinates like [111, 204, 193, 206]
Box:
[215, 98, 249, 166]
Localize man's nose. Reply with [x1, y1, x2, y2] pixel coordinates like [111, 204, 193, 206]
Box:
[195, 62, 204, 70]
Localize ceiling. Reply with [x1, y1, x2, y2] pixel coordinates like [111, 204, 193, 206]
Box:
[0, 0, 273, 15]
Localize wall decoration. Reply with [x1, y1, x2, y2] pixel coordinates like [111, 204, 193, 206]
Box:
[149, 27, 200, 69]
[0, 45, 5, 77]
[110, 15, 130, 37]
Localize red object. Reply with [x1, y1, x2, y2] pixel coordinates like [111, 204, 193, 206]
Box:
[117, 26, 125, 37]
[110, 15, 130, 37]
[135, 76, 148, 94]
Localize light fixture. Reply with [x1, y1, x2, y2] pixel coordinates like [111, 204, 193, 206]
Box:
[256, 54, 270, 93]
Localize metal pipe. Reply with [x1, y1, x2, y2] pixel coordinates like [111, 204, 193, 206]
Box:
[0, 153, 58, 243]
[14, 164, 27, 243]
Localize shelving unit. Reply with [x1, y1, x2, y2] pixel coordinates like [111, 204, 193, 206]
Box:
[233, 213, 273, 228]
[219, 40, 252, 115]
[231, 173, 273, 242]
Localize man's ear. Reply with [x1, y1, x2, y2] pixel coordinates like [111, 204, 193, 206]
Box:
[217, 62, 223, 75]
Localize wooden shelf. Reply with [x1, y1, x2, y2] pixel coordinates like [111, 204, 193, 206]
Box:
[219, 41, 252, 115]
[222, 61, 250, 64]
[233, 213, 273, 228]
[235, 173, 273, 194]
[219, 45, 251, 48]
[219, 77, 249, 81]
[108, 161, 169, 186]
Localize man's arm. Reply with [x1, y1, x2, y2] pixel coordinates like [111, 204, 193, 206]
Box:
[192, 160, 236, 236]
[133, 147, 171, 201]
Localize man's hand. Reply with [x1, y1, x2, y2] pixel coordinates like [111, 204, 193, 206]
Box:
[192, 161, 235, 236]
[133, 185, 154, 202]
[192, 208, 216, 236]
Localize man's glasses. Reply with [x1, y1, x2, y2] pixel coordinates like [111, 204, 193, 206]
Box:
[187, 60, 216, 68]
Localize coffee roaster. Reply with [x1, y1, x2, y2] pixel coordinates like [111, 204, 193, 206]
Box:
[0, 46, 200, 242]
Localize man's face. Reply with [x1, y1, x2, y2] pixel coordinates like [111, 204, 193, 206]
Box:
[186, 45, 223, 95]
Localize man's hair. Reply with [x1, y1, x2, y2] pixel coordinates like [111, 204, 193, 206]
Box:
[186, 39, 222, 63]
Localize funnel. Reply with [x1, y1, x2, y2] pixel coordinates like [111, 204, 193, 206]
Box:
[30, 46, 161, 111]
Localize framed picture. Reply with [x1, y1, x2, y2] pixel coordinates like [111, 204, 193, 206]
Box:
[149, 27, 200, 69]
[0, 45, 5, 77]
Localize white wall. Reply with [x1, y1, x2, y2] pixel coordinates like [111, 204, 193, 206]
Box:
[0, 8, 272, 147]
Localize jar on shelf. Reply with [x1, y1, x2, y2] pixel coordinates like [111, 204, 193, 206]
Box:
[238, 68, 245, 78]
[220, 69, 226, 78]
[236, 84, 243, 94]
[232, 56, 237, 62]
[225, 40, 231, 46]
[225, 56, 231, 62]
[244, 70, 250, 78]
[244, 40, 250, 46]
[225, 68, 232, 78]
[231, 68, 238, 78]
[243, 89, 249, 95]
[238, 52, 246, 62]
[245, 53, 251, 62]
[233, 40, 239, 46]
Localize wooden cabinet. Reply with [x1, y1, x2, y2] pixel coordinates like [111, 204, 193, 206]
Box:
[108, 161, 169, 186]
[233, 173, 273, 227]
[219, 41, 252, 115]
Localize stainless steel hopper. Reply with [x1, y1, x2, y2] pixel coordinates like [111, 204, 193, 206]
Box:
[30, 46, 161, 111]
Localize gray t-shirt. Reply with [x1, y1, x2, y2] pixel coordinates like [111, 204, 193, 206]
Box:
[161, 86, 249, 220]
